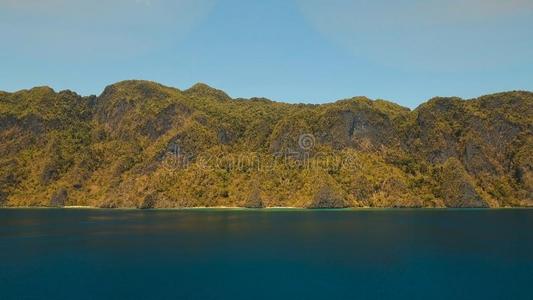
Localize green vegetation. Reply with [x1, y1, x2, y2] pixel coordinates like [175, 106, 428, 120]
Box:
[0, 80, 531, 208]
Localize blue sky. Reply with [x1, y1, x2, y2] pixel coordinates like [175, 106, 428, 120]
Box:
[1, 0, 532, 108]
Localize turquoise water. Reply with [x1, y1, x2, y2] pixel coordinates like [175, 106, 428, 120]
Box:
[1, 209, 532, 299]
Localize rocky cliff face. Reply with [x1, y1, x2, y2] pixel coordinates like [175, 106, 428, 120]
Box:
[0, 80, 531, 208]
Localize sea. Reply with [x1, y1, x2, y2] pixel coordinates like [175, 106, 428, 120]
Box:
[1, 208, 532, 299]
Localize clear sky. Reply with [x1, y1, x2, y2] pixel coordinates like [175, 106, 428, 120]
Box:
[1, 0, 532, 108]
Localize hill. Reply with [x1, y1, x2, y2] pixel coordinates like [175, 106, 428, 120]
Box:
[1, 80, 531, 208]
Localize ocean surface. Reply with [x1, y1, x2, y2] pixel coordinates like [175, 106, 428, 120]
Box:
[1, 209, 532, 300]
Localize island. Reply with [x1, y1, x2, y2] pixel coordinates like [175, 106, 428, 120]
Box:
[0, 80, 531, 208]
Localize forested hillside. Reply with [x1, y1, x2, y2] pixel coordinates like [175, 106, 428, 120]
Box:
[1, 80, 531, 208]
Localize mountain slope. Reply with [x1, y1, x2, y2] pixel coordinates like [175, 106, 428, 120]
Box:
[0, 81, 531, 208]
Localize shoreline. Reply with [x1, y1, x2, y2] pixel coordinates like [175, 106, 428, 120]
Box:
[1, 206, 532, 210]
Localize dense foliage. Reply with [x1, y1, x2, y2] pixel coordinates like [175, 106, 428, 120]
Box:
[0, 80, 531, 208]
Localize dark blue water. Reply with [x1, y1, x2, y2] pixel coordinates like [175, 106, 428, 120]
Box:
[1, 209, 532, 300]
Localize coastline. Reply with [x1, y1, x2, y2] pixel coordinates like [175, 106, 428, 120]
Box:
[1, 206, 532, 210]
